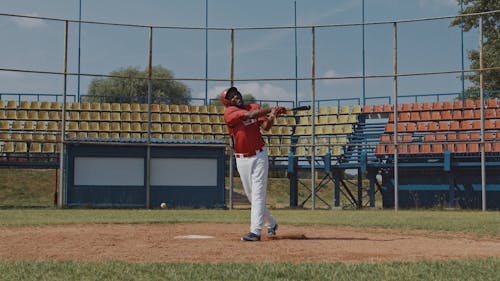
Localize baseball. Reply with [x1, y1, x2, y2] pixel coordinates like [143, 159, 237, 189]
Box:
[160, 202, 167, 209]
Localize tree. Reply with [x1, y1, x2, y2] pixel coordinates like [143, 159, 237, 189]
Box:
[211, 93, 258, 106]
[450, 0, 500, 99]
[87, 66, 191, 104]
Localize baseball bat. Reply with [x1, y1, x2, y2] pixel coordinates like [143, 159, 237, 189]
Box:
[288, 105, 311, 111]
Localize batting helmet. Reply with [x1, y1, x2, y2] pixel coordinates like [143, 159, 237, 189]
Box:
[220, 87, 238, 107]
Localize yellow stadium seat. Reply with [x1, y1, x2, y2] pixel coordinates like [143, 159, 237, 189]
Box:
[11, 121, 23, 131]
[121, 122, 131, 132]
[99, 122, 110, 132]
[201, 124, 212, 134]
[30, 101, 41, 110]
[17, 110, 28, 120]
[170, 114, 181, 122]
[343, 125, 353, 134]
[151, 113, 161, 122]
[50, 102, 61, 110]
[162, 124, 172, 133]
[30, 142, 42, 153]
[100, 112, 111, 121]
[294, 126, 307, 135]
[200, 115, 210, 123]
[22, 133, 33, 141]
[131, 113, 141, 122]
[42, 143, 55, 153]
[0, 120, 9, 130]
[121, 103, 131, 112]
[6, 110, 16, 120]
[190, 114, 201, 123]
[294, 146, 308, 157]
[151, 123, 162, 133]
[101, 103, 111, 111]
[351, 105, 361, 114]
[181, 114, 191, 123]
[347, 115, 358, 123]
[81, 102, 91, 111]
[169, 104, 180, 112]
[15, 142, 28, 153]
[2, 142, 15, 153]
[48, 111, 61, 121]
[338, 115, 348, 124]
[151, 104, 160, 112]
[319, 106, 328, 115]
[20, 101, 30, 109]
[6, 100, 17, 109]
[38, 111, 50, 120]
[24, 121, 35, 131]
[198, 105, 208, 114]
[120, 132, 131, 139]
[110, 102, 122, 111]
[171, 124, 183, 133]
[80, 111, 91, 121]
[140, 104, 149, 112]
[46, 121, 61, 131]
[191, 124, 202, 133]
[158, 104, 168, 112]
[121, 112, 131, 121]
[90, 102, 101, 111]
[161, 113, 171, 122]
[331, 145, 343, 156]
[33, 133, 44, 141]
[77, 122, 88, 132]
[340, 106, 350, 115]
[130, 103, 140, 112]
[207, 105, 218, 114]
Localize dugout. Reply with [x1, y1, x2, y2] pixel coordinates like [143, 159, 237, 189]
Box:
[65, 138, 226, 208]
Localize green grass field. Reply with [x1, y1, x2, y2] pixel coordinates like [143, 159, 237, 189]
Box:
[1, 169, 499, 280]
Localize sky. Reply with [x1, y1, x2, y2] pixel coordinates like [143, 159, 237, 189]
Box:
[0, 0, 480, 106]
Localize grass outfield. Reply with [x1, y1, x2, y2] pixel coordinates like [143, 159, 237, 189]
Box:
[1, 209, 499, 237]
[1, 259, 499, 281]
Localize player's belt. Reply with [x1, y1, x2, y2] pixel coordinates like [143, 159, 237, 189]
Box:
[234, 148, 264, 158]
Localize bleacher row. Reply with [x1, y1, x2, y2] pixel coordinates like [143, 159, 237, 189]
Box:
[373, 98, 500, 156]
[0, 98, 498, 161]
[0, 100, 361, 159]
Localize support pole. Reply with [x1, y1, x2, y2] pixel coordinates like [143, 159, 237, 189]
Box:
[392, 22, 399, 211]
[334, 170, 341, 208]
[357, 169, 363, 208]
[146, 26, 153, 209]
[311, 26, 316, 210]
[479, 17, 486, 211]
[228, 28, 235, 210]
[58, 20, 69, 208]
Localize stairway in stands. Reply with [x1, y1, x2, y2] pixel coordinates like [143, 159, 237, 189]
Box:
[342, 114, 387, 165]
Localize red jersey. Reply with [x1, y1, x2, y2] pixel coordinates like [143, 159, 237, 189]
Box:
[224, 104, 266, 154]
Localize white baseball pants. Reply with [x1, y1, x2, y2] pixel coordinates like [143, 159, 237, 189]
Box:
[235, 149, 277, 235]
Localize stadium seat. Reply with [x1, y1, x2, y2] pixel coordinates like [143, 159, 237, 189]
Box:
[453, 100, 463, 109]
[420, 111, 431, 121]
[452, 110, 462, 120]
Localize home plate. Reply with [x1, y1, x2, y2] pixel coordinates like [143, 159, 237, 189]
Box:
[175, 235, 214, 239]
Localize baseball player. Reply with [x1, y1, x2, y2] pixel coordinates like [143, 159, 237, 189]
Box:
[221, 86, 286, 241]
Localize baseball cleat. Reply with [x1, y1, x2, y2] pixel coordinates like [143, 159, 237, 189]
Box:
[267, 224, 278, 238]
[241, 232, 261, 241]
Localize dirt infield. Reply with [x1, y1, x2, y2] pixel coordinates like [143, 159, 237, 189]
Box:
[1, 223, 499, 263]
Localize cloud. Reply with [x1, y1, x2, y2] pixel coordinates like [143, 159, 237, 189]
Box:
[321, 69, 354, 86]
[10, 13, 46, 29]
